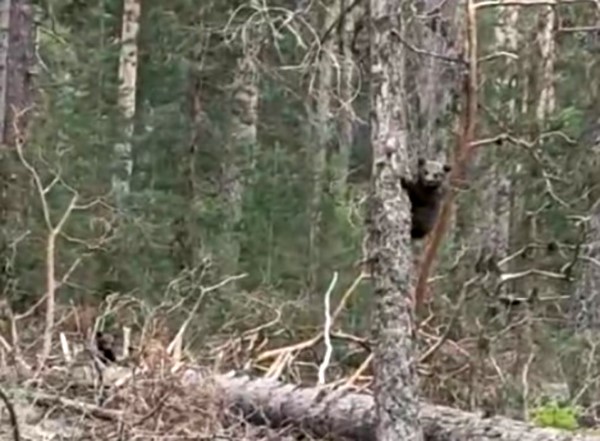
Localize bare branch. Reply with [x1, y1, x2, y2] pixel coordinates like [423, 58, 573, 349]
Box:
[318, 271, 338, 385]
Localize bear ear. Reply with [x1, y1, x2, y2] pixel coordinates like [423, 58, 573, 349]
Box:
[417, 157, 426, 167]
[443, 164, 452, 173]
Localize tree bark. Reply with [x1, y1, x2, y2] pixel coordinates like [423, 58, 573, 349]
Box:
[473, 5, 518, 288]
[332, 0, 358, 200]
[112, 0, 141, 204]
[0, 0, 34, 292]
[409, 0, 462, 159]
[0, 0, 11, 142]
[367, 0, 421, 439]
[180, 371, 600, 441]
[307, 0, 336, 291]
[536, 5, 555, 121]
[221, 53, 258, 277]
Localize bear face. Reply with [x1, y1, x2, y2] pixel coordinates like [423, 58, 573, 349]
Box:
[416, 158, 452, 189]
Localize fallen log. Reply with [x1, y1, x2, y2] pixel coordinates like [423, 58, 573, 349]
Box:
[180, 369, 600, 441]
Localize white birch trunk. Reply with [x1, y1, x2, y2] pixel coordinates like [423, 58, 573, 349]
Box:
[112, 0, 141, 203]
[536, 5, 556, 121]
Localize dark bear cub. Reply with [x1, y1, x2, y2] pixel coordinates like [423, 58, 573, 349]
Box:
[401, 157, 452, 239]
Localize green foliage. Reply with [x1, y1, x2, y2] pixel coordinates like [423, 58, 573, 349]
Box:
[552, 106, 584, 137]
[531, 400, 580, 431]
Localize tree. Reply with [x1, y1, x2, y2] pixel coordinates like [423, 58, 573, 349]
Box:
[473, 5, 519, 289]
[366, 0, 421, 439]
[307, 0, 337, 291]
[408, 0, 462, 159]
[0, 0, 34, 299]
[112, 0, 141, 205]
[221, 48, 259, 279]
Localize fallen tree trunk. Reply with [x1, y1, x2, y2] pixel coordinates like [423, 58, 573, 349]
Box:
[181, 370, 600, 441]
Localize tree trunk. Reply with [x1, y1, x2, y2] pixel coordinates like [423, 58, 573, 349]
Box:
[571, 201, 600, 330]
[474, 5, 518, 285]
[2, 0, 33, 145]
[307, 0, 336, 291]
[169, 69, 207, 270]
[0, 0, 34, 291]
[112, 0, 141, 205]
[536, 5, 555, 121]
[180, 371, 599, 441]
[367, 0, 421, 439]
[221, 54, 258, 277]
[410, 0, 462, 159]
[0, 0, 10, 142]
[332, 0, 357, 200]
[566, 199, 600, 404]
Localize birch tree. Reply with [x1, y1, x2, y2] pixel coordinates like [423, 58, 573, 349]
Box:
[113, 0, 141, 204]
[367, 0, 421, 438]
[536, 5, 556, 122]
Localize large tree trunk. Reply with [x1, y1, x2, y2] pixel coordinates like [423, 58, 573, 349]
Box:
[180, 371, 600, 441]
[367, 0, 421, 439]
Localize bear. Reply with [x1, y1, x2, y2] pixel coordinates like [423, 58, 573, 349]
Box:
[401, 157, 452, 239]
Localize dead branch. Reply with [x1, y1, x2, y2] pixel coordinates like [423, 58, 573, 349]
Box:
[255, 272, 365, 365]
[12, 111, 82, 370]
[0, 386, 19, 441]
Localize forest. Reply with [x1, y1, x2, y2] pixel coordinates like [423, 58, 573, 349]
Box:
[1, 0, 600, 439]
